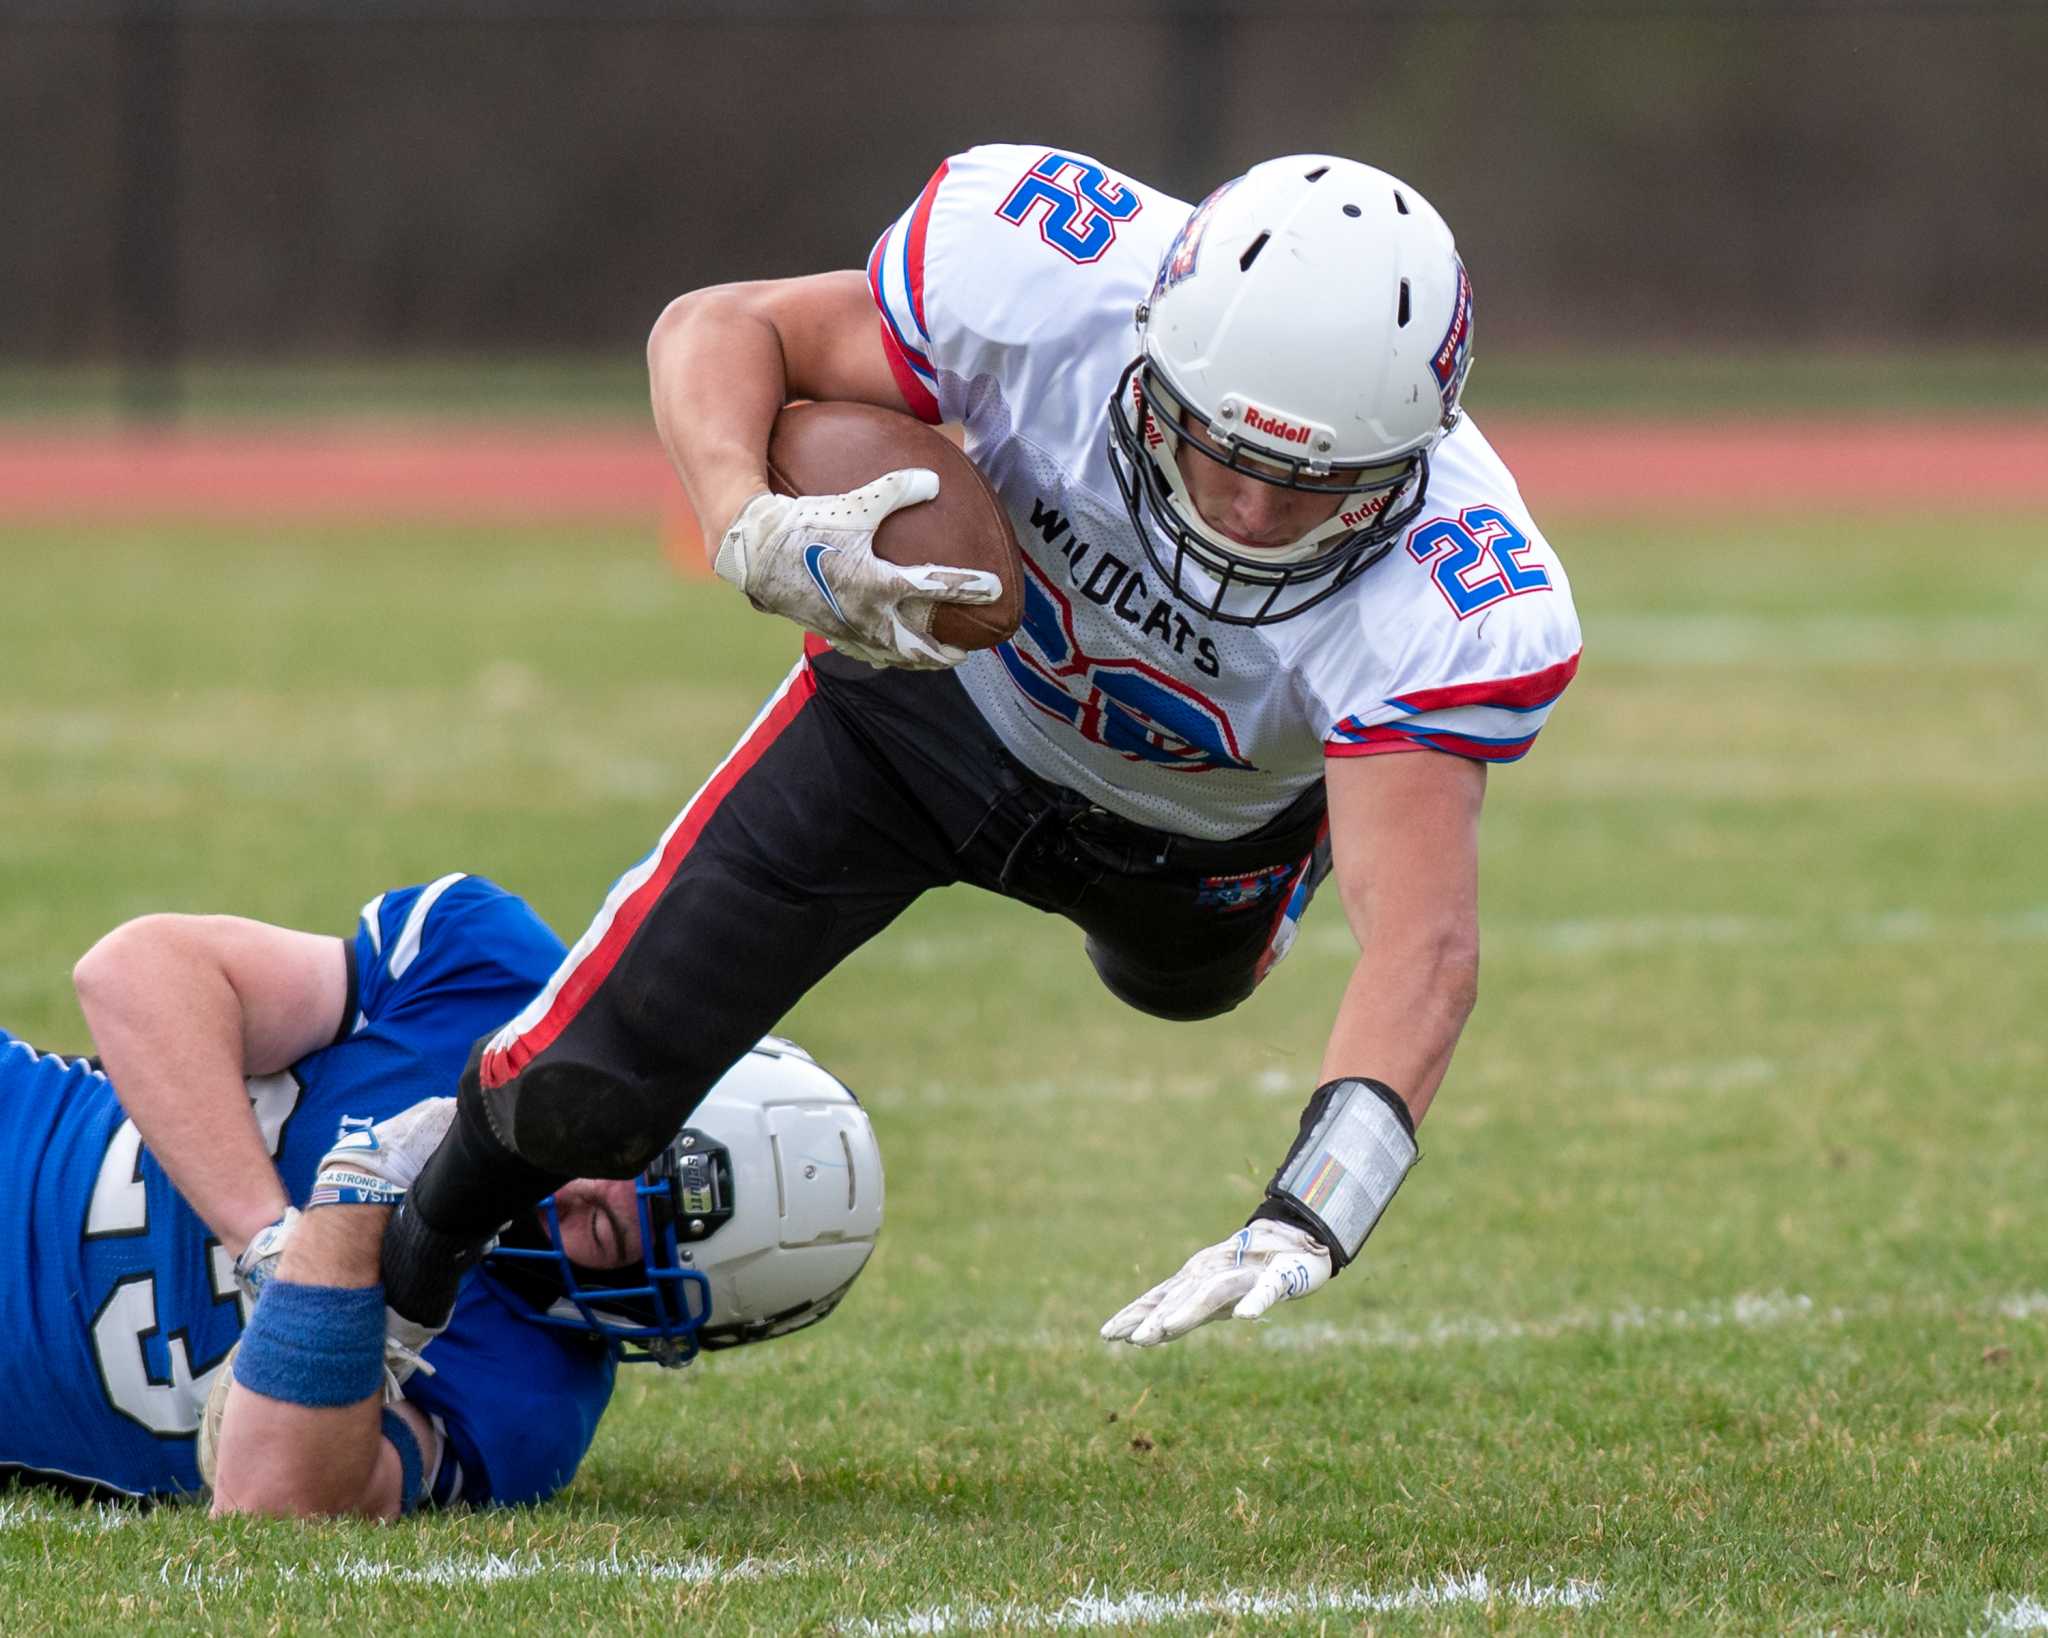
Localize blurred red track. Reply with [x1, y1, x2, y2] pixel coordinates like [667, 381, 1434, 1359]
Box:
[0, 419, 2042, 570]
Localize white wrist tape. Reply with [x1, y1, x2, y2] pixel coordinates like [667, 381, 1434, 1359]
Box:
[1270, 1077, 1418, 1264]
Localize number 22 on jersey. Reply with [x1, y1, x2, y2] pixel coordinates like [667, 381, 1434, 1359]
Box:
[1407, 505, 1553, 619]
[995, 152, 1143, 263]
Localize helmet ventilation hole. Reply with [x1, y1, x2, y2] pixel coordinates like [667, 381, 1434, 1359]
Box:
[1304, 165, 1329, 182]
[1393, 190, 1410, 215]
[1398, 280, 1411, 327]
[1342, 203, 1361, 218]
[1239, 231, 1270, 272]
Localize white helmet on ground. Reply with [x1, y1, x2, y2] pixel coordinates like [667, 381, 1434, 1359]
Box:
[1107, 155, 1474, 625]
[486, 1036, 884, 1365]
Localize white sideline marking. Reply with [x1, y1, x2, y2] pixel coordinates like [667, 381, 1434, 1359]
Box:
[1258, 1288, 2048, 1354]
[848, 1572, 1600, 1635]
[1983, 1596, 2048, 1634]
[1260, 1289, 1825, 1352]
[0, 1497, 136, 1532]
[156, 1547, 798, 1594]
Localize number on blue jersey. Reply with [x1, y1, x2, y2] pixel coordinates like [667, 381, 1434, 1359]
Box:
[86, 1073, 301, 1436]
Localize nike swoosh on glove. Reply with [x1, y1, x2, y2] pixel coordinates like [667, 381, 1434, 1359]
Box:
[713, 469, 1002, 669]
[1099, 1222, 1333, 1347]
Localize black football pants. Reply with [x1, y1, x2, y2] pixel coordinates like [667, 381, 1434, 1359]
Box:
[402, 642, 1333, 1259]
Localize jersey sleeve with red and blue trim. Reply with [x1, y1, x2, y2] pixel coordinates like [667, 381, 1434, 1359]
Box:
[1325, 647, 1581, 763]
[866, 144, 1176, 430]
[1313, 420, 1584, 766]
[868, 160, 950, 423]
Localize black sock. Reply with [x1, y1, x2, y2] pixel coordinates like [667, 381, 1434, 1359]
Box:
[408, 1076, 566, 1239]
[379, 1065, 569, 1327]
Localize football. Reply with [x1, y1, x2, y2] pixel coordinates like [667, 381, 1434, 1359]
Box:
[766, 402, 1024, 652]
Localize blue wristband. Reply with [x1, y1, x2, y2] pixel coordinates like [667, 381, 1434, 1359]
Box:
[381, 1408, 426, 1513]
[232, 1279, 386, 1407]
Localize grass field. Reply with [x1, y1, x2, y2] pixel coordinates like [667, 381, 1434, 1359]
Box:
[1, 498, 2043, 1633]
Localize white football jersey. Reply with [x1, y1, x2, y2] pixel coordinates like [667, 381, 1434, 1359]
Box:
[868, 144, 1582, 842]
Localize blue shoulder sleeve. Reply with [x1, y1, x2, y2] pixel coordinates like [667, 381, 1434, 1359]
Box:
[400, 1274, 616, 1509]
[347, 875, 566, 1065]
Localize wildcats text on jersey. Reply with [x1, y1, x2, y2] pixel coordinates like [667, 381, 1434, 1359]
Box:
[1023, 498, 1219, 677]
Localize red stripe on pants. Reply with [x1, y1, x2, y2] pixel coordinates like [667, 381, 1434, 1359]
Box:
[479, 663, 819, 1088]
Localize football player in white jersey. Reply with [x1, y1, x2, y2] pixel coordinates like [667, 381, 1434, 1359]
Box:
[378, 149, 1582, 1353]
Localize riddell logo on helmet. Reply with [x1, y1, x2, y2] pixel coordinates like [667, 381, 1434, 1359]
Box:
[1242, 406, 1311, 445]
[1134, 377, 1165, 449]
[1340, 492, 1394, 527]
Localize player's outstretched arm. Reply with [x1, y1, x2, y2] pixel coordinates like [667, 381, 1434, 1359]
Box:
[73, 914, 349, 1257]
[1103, 751, 1485, 1346]
[1312, 748, 1486, 1113]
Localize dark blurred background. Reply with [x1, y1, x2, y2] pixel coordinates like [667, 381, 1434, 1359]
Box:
[3, 0, 2042, 417]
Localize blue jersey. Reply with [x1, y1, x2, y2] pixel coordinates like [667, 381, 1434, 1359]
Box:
[0, 875, 615, 1504]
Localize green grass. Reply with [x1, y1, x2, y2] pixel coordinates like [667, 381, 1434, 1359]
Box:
[3, 348, 2045, 426]
[1, 506, 2043, 1633]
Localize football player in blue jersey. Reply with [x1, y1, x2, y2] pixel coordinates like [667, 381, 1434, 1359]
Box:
[0, 873, 881, 1515]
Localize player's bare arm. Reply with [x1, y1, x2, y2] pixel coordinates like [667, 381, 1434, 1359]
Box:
[649, 271, 1001, 669]
[210, 1199, 438, 1520]
[648, 270, 909, 541]
[1101, 750, 1484, 1347]
[73, 916, 349, 1256]
[1316, 749, 1486, 1118]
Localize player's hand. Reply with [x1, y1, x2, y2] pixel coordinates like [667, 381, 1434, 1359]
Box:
[310, 1100, 461, 1385]
[713, 471, 1003, 670]
[310, 1097, 458, 1210]
[231, 1207, 301, 1304]
[1100, 1222, 1333, 1347]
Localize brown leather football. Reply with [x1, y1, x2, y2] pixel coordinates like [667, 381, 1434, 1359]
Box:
[766, 402, 1024, 652]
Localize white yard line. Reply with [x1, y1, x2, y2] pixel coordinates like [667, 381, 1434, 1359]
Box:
[1258, 1289, 1828, 1352]
[848, 1572, 1601, 1635]
[1982, 1595, 2048, 1634]
[1257, 1288, 2048, 1354]
[0, 1497, 137, 1532]
[153, 1546, 800, 1594]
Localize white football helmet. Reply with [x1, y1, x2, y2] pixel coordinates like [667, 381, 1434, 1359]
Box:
[485, 1037, 884, 1365]
[1107, 155, 1474, 625]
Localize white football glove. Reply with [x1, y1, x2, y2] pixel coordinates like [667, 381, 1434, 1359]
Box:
[713, 470, 1002, 669]
[310, 1097, 459, 1211]
[1100, 1222, 1333, 1347]
[231, 1206, 300, 1305]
